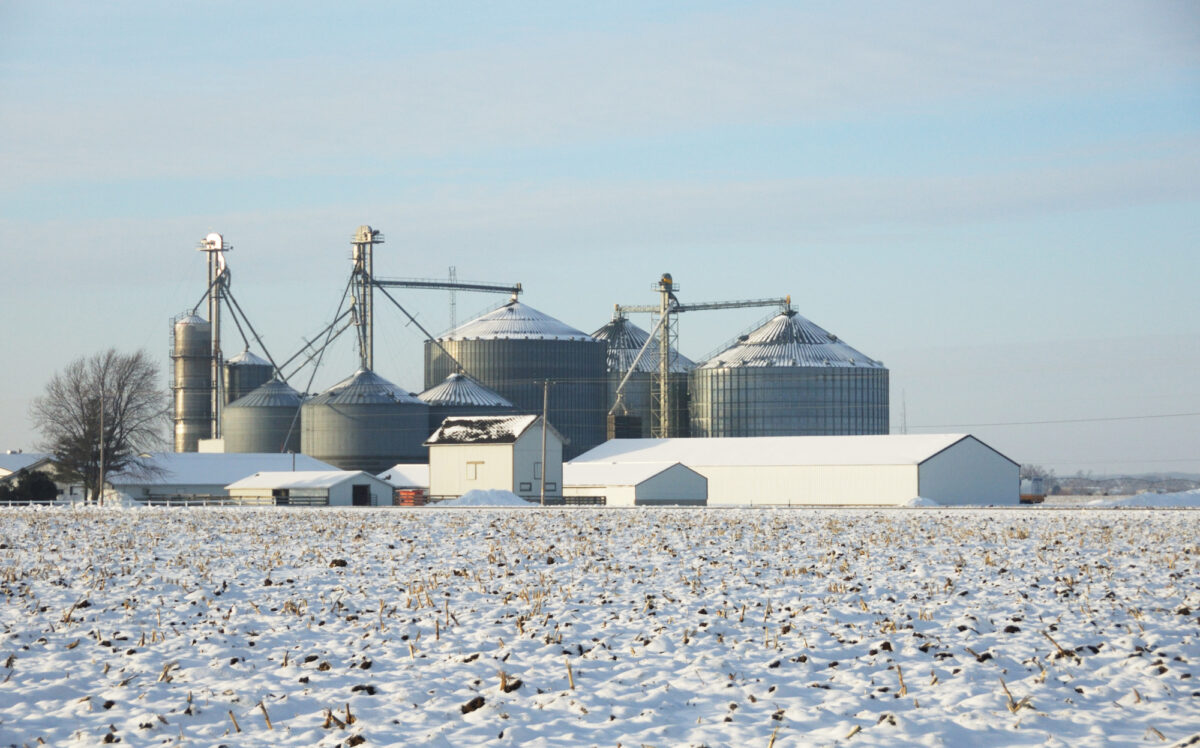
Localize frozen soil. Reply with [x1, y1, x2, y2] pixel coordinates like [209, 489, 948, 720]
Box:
[0, 507, 1197, 747]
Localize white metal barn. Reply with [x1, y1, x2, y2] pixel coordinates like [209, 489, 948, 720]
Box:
[425, 415, 564, 501]
[226, 470, 393, 506]
[570, 434, 1018, 506]
[563, 461, 707, 506]
[103, 453, 340, 504]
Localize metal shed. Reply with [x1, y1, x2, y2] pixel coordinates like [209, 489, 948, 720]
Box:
[570, 434, 1019, 506]
[562, 461, 707, 506]
[226, 470, 393, 506]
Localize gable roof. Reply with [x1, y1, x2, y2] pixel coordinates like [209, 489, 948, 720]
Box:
[226, 470, 384, 490]
[563, 461, 696, 487]
[0, 453, 53, 474]
[571, 434, 997, 467]
[425, 415, 566, 446]
[107, 452, 339, 486]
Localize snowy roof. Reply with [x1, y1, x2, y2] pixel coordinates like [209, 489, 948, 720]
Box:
[571, 435, 989, 467]
[226, 470, 382, 491]
[306, 369, 424, 406]
[419, 373, 514, 408]
[227, 379, 303, 408]
[698, 310, 884, 369]
[438, 300, 594, 342]
[425, 415, 552, 445]
[0, 453, 52, 474]
[107, 453, 339, 486]
[226, 350, 272, 367]
[591, 316, 695, 374]
[377, 463, 430, 488]
[563, 461, 693, 487]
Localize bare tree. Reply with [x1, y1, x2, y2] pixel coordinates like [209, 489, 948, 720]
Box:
[31, 349, 169, 503]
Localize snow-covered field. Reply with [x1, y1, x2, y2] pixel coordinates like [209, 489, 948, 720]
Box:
[1, 506, 1197, 747]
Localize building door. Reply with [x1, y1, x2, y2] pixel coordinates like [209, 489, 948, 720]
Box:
[352, 484, 371, 506]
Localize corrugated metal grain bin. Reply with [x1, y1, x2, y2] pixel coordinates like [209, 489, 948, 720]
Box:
[223, 350, 274, 406]
[424, 300, 606, 460]
[222, 379, 303, 454]
[301, 369, 430, 473]
[591, 313, 694, 438]
[172, 314, 211, 452]
[418, 372, 515, 435]
[690, 310, 889, 437]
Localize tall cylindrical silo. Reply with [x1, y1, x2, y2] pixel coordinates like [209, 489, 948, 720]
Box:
[223, 379, 303, 454]
[591, 314, 694, 438]
[223, 350, 274, 406]
[172, 314, 212, 452]
[419, 372, 515, 435]
[301, 369, 430, 473]
[424, 299, 607, 459]
[689, 310, 889, 437]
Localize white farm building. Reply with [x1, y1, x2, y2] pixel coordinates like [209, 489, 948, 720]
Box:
[226, 471, 394, 506]
[563, 462, 707, 506]
[425, 415, 564, 502]
[570, 434, 1018, 506]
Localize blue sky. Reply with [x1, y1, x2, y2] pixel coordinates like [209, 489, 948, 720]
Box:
[2, 1, 1198, 474]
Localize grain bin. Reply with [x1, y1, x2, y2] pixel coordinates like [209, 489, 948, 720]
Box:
[690, 310, 889, 437]
[223, 350, 274, 406]
[301, 368, 430, 472]
[591, 313, 694, 438]
[418, 372, 515, 435]
[222, 379, 303, 454]
[172, 314, 211, 452]
[424, 299, 606, 459]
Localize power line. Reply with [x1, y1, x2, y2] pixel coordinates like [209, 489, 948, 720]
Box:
[912, 411, 1200, 429]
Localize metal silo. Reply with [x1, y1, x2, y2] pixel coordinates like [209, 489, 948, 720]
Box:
[418, 372, 515, 435]
[301, 368, 430, 473]
[223, 379, 303, 454]
[591, 313, 695, 438]
[223, 350, 274, 405]
[690, 310, 889, 437]
[424, 299, 607, 459]
[172, 314, 212, 452]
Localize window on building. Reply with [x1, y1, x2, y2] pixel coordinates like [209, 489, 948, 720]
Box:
[519, 482, 532, 492]
[533, 462, 542, 479]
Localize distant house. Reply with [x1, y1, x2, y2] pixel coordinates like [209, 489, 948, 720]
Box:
[0, 452, 85, 502]
[570, 434, 1019, 506]
[226, 471, 393, 506]
[104, 452, 339, 504]
[0, 452, 53, 479]
[563, 461, 707, 506]
[425, 415, 564, 502]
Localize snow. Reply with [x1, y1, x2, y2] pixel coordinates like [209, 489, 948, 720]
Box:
[571, 434, 974, 467]
[227, 471, 377, 491]
[1086, 489, 1200, 508]
[437, 489, 533, 506]
[900, 496, 940, 506]
[1, 506, 1198, 747]
[426, 415, 540, 445]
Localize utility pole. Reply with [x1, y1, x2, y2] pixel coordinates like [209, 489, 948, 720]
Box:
[540, 379, 550, 507]
[97, 393, 105, 506]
